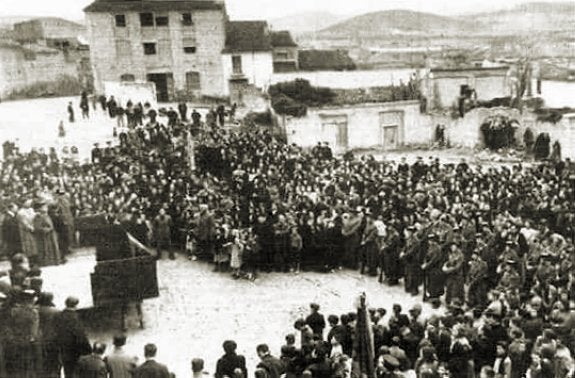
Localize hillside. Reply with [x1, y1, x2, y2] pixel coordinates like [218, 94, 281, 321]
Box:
[269, 12, 345, 34]
[0, 16, 32, 29]
[461, 2, 575, 35]
[319, 10, 471, 37]
[315, 2, 574, 38]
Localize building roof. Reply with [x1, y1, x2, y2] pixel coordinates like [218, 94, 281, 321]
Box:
[431, 66, 510, 73]
[223, 21, 271, 53]
[14, 17, 85, 29]
[298, 49, 356, 72]
[270, 31, 297, 48]
[84, 0, 225, 13]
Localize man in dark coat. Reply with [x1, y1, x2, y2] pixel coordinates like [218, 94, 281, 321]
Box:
[421, 234, 445, 301]
[382, 225, 401, 285]
[467, 251, 488, 309]
[53, 189, 75, 257]
[75, 342, 108, 378]
[256, 344, 285, 378]
[55, 297, 92, 378]
[107, 96, 117, 118]
[134, 344, 171, 378]
[67, 102, 75, 123]
[215, 340, 247, 378]
[401, 226, 421, 296]
[2, 203, 22, 255]
[178, 102, 188, 122]
[305, 303, 326, 339]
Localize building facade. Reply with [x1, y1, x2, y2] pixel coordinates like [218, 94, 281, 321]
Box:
[0, 42, 81, 99]
[221, 21, 274, 97]
[84, 0, 228, 101]
[423, 66, 511, 110]
[13, 17, 86, 49]
[283, 100, 427, 153]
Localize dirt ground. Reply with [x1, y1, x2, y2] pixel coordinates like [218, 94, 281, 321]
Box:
[0, 249, 428, 378]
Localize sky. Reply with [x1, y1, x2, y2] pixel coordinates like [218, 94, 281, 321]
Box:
[0, 0, 566, 22]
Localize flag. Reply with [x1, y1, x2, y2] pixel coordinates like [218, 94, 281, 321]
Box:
[354, 293, 375, 378]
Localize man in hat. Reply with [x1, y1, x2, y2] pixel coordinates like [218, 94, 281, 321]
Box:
[196, 205, 216, 260]
[442, 242, 465, 305]
[75, 342, 108, 378]
[5, 289, 41, 378]
[154, 207, 173, 260]
[421, 234, 445, 302]
[52, 188, 75, 258]
[342, 207, 363, 269]
[2, 202, 22, 256]
[305, 303, 326, 339]
[400, 226, 422, 296]
[497, 261, 521, 291]
[381, 222, 401, 285]
[256, 344, 284, 378]
[360, 211, 379, 277]
[467, 250, 488, 309]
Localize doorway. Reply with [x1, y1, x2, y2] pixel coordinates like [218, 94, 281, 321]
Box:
[147, 73, 173, 102]
[379, 111, 403, 150]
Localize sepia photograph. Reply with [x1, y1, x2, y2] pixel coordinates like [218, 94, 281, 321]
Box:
[0, 0, 574, 377]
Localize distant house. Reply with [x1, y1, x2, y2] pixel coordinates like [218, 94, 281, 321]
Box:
[423, 66, 511, 111]
[270, 31, 298, 72]
[298, 49, 356, 71]
[13, 17, 86, 50]
[222, 21, 274, 95]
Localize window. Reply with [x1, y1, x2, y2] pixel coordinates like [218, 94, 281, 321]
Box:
[275, 51, 289, 60]
[183, 37, 196, 54]
[120, 74, 136, 82]
[186, 72, 201, 91]
[232, 55, 242, 74]
[155, 15, 169, 27]
[143, 42, 157, 55]
[140, 13, 154, 27]
[24, 51, 37, 61]
[182, 13, 193, 26]
[115, 14, 126, 27]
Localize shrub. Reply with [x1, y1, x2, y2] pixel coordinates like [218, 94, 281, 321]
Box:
[7, 75, 84, 100]
[268, 79, 335, 117]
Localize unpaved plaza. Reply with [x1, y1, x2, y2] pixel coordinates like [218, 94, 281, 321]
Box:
[0, 250, 428, 378]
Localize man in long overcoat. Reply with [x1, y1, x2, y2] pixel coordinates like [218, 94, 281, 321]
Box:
[421, 234, 445, 301]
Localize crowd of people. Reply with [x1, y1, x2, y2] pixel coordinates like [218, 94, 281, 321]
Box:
[0, 93, 574, 377]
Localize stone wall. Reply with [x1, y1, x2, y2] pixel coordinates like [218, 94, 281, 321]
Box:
[0, 45, 79, 98]
[284, 100, 431, 152]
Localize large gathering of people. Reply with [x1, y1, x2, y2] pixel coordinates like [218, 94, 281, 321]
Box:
[0, 94, 574, 378]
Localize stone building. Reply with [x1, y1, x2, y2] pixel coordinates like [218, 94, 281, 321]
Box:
[0, 42, 81, 99]
[283, 100, 426, 153]
[84, 0, 228, 101]
[271, 31, 298, 72]
[423, 66, 511, 110]
[222, 21, 274, 97]
[13, 17, 86, 49]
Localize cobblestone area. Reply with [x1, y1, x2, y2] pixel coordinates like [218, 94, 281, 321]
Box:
[25, 250, 429, 378]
